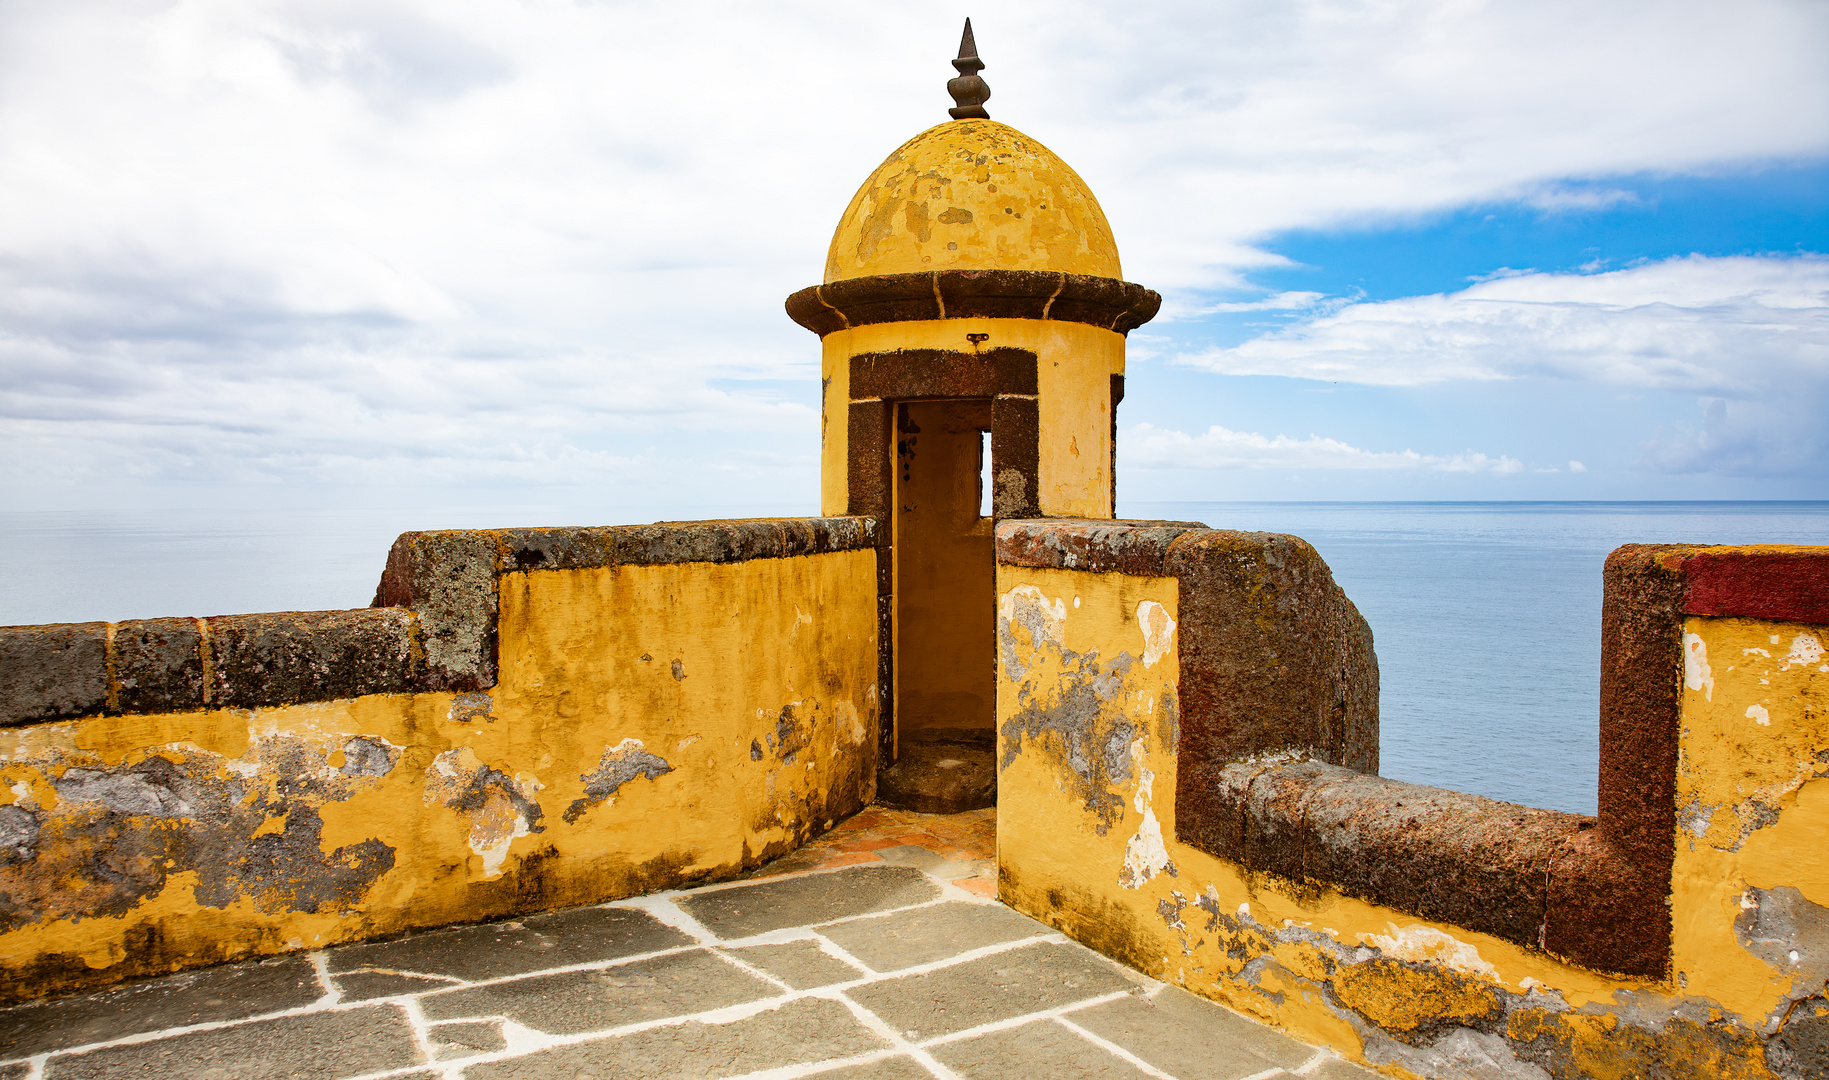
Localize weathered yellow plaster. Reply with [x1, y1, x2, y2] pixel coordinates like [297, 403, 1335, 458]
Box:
[0, 551, 880, 1001]
[1670, 615, 1828, 1028]
[824, 119, 1121, 283]
[996, 565, 1826, 1077]
[820, 318, 1122, 519]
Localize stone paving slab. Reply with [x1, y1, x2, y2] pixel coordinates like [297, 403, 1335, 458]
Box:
[811, 1055, 936, 1079]
[460, 997, 886, 1080]
[722, 940, 865, 989]
[846, 941, 1141, 1040]
[1069, 990, 1312, 1079]
[0, 955, 322, 1059]
[677, 864, 938, 937]
[418, 948, 775, 1034]
[40, 1003, 422, 1080]
[426, 1021, 506, 1061]
[0, 806, 1382, 1080]
[932, 1019, 1158, 1080]
[327, 905, 692, 984]
[818, 901, 1044, 973]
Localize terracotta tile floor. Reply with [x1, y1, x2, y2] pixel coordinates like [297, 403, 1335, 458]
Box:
[745, 805, 998, 897]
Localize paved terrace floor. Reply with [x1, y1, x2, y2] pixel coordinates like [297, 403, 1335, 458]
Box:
[0, 808, 1378, 1080]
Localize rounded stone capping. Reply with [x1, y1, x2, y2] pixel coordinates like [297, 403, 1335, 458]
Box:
[0, 516, 879, 726]
[785, 270, 1161, 338]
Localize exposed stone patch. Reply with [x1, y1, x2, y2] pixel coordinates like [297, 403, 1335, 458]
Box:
[425, 747, 544, 876]
[448, 692, 493, 724]
[0, 805, 39, 865]
[1770, 995, 1829, 1079]
[0, 738, 399, 942]
[562, 740, 674, 824]
[339, 736, 398, 778]
[1737, 886, 1829, 1034]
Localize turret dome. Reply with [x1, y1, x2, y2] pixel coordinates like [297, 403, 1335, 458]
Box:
[823, 119, 1122, 284]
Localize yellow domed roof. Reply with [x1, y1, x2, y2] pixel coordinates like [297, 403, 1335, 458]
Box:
[824, 119, 1122, 284]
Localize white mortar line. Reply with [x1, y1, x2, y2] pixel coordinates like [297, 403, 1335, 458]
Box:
[1052, 1014, 1179, 1080]
[705, 945, 797, 994]
[825, 989, 965, 1080]
[337, 964, 465, 985]
[393, 996, 455, 1080]
[18, 1056, 44, 1080]
[619, 891, 721, 944]
[1291, 1048, 1339, 1075]
[307, 949, 342, 1006]
[25, 926, 1066, 1069]
[804, 933, 873, 977]
[834, 930, 1064, 980]
[341, 989, 854, 1079]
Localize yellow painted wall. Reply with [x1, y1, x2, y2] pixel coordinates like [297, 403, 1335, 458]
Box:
[0, 551, 879, 1002]
[820, 318, 1123, 520]
[996, 565, 1827, 1078]
[1670, 617, 1829, 1030]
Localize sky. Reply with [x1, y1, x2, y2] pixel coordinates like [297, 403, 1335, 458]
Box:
[2, 0, 1826, 518]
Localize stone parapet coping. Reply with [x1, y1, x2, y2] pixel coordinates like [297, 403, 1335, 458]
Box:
[995, 521, 1829, 979]
[0, 517, 877, 727]
[785, 270, 1162, 338]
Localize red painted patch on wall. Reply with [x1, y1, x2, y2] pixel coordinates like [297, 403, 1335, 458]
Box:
[1678, 548, 1829, 625]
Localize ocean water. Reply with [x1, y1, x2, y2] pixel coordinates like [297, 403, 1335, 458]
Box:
[1132, 501, 1829, 815]
[4, 501, 1825, 815]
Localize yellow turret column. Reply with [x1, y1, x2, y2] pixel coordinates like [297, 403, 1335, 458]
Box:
[784, 28, 1159, 808]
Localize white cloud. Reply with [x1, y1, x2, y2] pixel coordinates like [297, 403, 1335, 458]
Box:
[1123, 422, 1525, 474]
[0, 2, 1823, 502]
[1195, 291, 1329, 315]
[1174, 254, 1829, 393]
[1174, 254, 1829, 477]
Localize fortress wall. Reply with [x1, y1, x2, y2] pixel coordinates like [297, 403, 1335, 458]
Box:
[0, 518, 881, 1004]
[994, 520, 1829, 1080]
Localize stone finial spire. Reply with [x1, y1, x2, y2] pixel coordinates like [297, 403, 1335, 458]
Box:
[947, 19, 991, 120]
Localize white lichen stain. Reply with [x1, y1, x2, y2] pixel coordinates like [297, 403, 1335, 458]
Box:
[1747, 704, 1771, 726]
[1136, 600, 1177, 668]
[1683, 632, 1714, 701]
[1361, 924, 1501, 981]
[1780, 633, 1823, 671]
[1119, 737, 1174, 888]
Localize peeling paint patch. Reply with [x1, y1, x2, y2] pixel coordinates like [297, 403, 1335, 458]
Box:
[1136, 600, 1176, 668]
[424, 748, 544, 877]
[1684, 632, 1715, 701]
[448, 693, 493, 724]
[1359, 924, 1501, 982]
[1780, 632, 1823, 671]
[1119, 739, 1175, 889]
[1735, 886, 1829, 1028]
[1747, 704, 1771, 726]
[833, 699, 865, 744]
[561, 739, 673, 824]
[998, 584, 1066, 683]
[339, 736, 398, 777]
